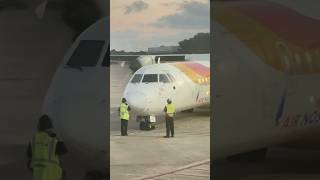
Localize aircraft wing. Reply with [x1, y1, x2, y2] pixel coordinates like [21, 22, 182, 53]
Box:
[110, 54, 186, 62]
[110, 54, 186, 72]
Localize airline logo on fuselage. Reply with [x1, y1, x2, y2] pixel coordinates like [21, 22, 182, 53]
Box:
[276, 111, 320, 129]
[275, 91, 320, 128]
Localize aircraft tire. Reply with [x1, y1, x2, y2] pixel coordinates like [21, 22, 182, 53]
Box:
[139, 117, 155, 130]
[140, 122, 146, 130]
[145, 121, 151, 131]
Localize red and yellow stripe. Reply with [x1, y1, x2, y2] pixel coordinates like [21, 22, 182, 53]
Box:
[214, 1, 320, 74]
[174, 62, 210, 84]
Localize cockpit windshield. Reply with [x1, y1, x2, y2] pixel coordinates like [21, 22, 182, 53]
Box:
[142, 74, 158, 83]
[167, 73, 176, 82]
[131, 74, 143, 83]
[159, 74, 170, 83]
[131, 73, 175, 83]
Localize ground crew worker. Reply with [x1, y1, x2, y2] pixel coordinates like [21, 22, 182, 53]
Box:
[26, 115, 68, 180]
[163, 98, 175, 138]
[119, 98, 131, 136]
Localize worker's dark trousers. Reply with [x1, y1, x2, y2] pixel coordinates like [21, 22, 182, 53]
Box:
[165, 117, 174, 137]
[121, 119, 128, 135]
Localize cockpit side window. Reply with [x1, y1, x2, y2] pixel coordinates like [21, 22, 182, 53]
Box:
[159, 74, 170, 83]
[167, 73, 176, 82]
[142, 74, 158, 83]
[131, 74, 143, 83]
[67, 40, 104, 67]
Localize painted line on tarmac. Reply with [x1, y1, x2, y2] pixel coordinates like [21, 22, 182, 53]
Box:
[138, 159, 210, 180]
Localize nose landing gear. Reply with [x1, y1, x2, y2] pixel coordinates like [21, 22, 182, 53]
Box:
[137, 116, 156, 130]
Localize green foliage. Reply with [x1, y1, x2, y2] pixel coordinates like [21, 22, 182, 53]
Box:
[111, 32, 210, 54]
[178, 33, 210, 53]
[110, 49, 147, 55]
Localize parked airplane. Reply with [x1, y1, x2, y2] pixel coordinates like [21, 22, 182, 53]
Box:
[43, 15, 207, 177]
[42, 1, 320, 175]
[213, 0, 320, 160]
[43, 17, 108, 178]
[123, 56, 210, 130]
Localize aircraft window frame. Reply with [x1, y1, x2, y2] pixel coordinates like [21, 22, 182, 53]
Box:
[131, 74, 143, 83]
[167, 73, 176, 82]
[142, 74, 158, 83]
[159, 74, 170, 83]
[67, 40, 105, 67]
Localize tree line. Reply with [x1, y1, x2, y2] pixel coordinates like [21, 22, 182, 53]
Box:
[111, 32, 210, 55]
[178, 33, 210, 54]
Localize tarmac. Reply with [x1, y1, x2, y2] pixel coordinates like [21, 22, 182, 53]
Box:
[109, 60, 211, 180]
[110, 109, 210, 180]
[139, 160, 210, 180]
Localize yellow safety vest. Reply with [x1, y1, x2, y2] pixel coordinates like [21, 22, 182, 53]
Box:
[166, 103, 175, 117]
[31, 132, 62, 180]
[120, 103, 129, 120]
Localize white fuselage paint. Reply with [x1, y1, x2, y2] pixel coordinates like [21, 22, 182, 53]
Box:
[123, 61, 210, 117]
[43, 18, 108, 172]
[212, 17, 320, 159]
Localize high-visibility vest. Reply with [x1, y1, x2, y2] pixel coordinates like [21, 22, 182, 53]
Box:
[166, 103, 175, 117]
[31, 132, 62, 180]
[120, 103, 129, 120]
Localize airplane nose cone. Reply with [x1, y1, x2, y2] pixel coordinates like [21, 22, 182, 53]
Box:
[125, 91, 147, 112]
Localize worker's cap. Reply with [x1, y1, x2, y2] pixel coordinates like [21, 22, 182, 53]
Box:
[167, 98, 172, 103]
[122, 98, 127, 103]
[38, 114, 53, 131]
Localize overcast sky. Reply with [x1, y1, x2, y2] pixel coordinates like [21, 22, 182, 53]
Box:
[110, 0, 210, 51]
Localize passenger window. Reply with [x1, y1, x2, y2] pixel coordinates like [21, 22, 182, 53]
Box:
[167, 73, 176, 82]
[102, 44, 110, 67]
[159, 74, 170, 83]
[67, 40, 104, 67]
[142, 74, 158, 83]
[131, 74, 143, 83]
